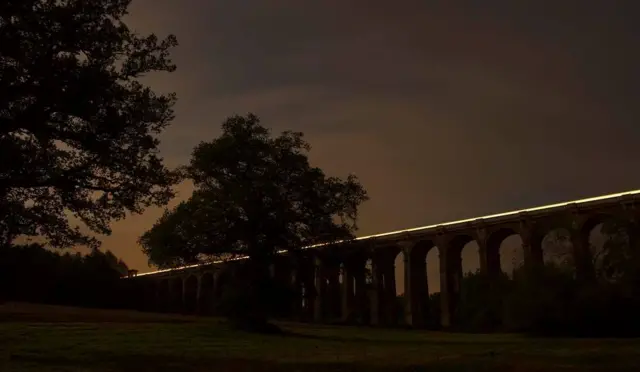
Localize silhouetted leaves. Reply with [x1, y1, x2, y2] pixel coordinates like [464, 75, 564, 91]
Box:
[452, 222, 640, 336]
[0, 0, 180, 249]
[0, 243, 130, 307]
[138, 114, 368, 328]
[139, 114, 369, 268]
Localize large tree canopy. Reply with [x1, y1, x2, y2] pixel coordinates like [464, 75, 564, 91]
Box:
[140, 114, 369, 269]
[0, 0, 179, 248]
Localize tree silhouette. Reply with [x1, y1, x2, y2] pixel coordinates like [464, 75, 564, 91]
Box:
[0, 0, 180, 249]
[140, 114, 369, 268]
[139, 114, 368, 326]
[0, 242, 131, 307]
[597, 220, 640, 291]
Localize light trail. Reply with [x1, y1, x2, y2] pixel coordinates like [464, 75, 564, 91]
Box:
[134, 188, 640, 277]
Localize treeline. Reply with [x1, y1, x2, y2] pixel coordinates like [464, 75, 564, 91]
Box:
[428, 222, 640, 337]
[0, 243, 133, 309]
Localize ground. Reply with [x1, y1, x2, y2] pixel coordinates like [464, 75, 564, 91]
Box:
[1, 303, 639, 371]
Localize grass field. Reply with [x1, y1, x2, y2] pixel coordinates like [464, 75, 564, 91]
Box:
[1, 303, 640, 371]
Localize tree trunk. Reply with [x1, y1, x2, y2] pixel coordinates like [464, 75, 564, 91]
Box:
[227, 255, 283, 334]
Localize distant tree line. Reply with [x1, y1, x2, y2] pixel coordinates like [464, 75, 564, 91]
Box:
[0, 243, 133, 309]
[426, 221, 640, 337]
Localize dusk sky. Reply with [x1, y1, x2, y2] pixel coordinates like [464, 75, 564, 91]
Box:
[98, 1, 639, 290]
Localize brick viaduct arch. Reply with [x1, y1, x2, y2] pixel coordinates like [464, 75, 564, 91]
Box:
[129, 190, 640, 328]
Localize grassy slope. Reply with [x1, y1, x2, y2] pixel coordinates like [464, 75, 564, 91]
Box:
[1, 303, 639, 371]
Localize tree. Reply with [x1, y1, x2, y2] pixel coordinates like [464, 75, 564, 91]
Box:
[542, 229, 574, 268]
[140, 114, 369, 325]
[596, 220, 640, 286]
[0, 0, 180, 249]
[0, 242, 131, 308]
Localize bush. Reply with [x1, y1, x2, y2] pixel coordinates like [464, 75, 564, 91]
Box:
[447, 262, 640, 337]
[0, 244, 130, 309]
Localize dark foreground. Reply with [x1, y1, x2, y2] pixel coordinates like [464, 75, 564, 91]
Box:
[1, 303, 639, 371]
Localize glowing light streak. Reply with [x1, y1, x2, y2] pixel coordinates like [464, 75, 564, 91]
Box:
[134, 188, 640, 277]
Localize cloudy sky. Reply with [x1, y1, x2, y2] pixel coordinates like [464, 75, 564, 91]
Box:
[102, 0, 639, 291]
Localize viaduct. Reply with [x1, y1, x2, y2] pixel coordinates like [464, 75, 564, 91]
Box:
[128, 189, 640, 328]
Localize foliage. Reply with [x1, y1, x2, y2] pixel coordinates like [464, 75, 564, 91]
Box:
[453, 270, 511, 332]
[139, 114, 369, 268]
[139, 114, 368, 327]
[454, 263, 640, 337]
[541, 229, 575, 268]
[597, 220, 640, 291]
[0, 243, 131, 308]
[502, 263, 579, 334]
[451, 220, 640, 336]
[0, 0, 180, 249]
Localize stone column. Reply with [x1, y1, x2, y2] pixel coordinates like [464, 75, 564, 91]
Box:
[381, 259, 397, 326]
[341, 263, 355, 322]
[570, 218, 596, 282]
[352, 261, 367, 324]
[519, 221, 543, 269]
[403, 249, 427, 328]
[154, 280, 162, 311]
[197, 272, 214, 316]
[626, 216, 640, 292]
[157, 279, 169, 313]
[437, 236, 460, 328]
[290, 264, 302, 320]
[212, 271, 223, 315]
[326, 265, 341, 321]
[313, 257, 326, 322]
[167, 277, 181, 313]
[369, 262, 383, 325]
[181, 277, 188, 314]
[302, 282, 314, 321]
[294, 256, 315, 322]
[478, 228, 501, 277]
[195, 274, 202, 314]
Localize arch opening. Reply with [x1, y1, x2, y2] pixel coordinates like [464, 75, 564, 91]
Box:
[365, 258, 373, 285]
[541, 227, 574, 268]
[426, 246, 440, 294]
[391, 250, 404, 325]
[394, 250, 404, 297]
[587, 217, 630, 283]
[487, 228, 524, 277]
[425, 245, 441, 328]
[500, 234, 524, 276]
[461, 240, 480, 275]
